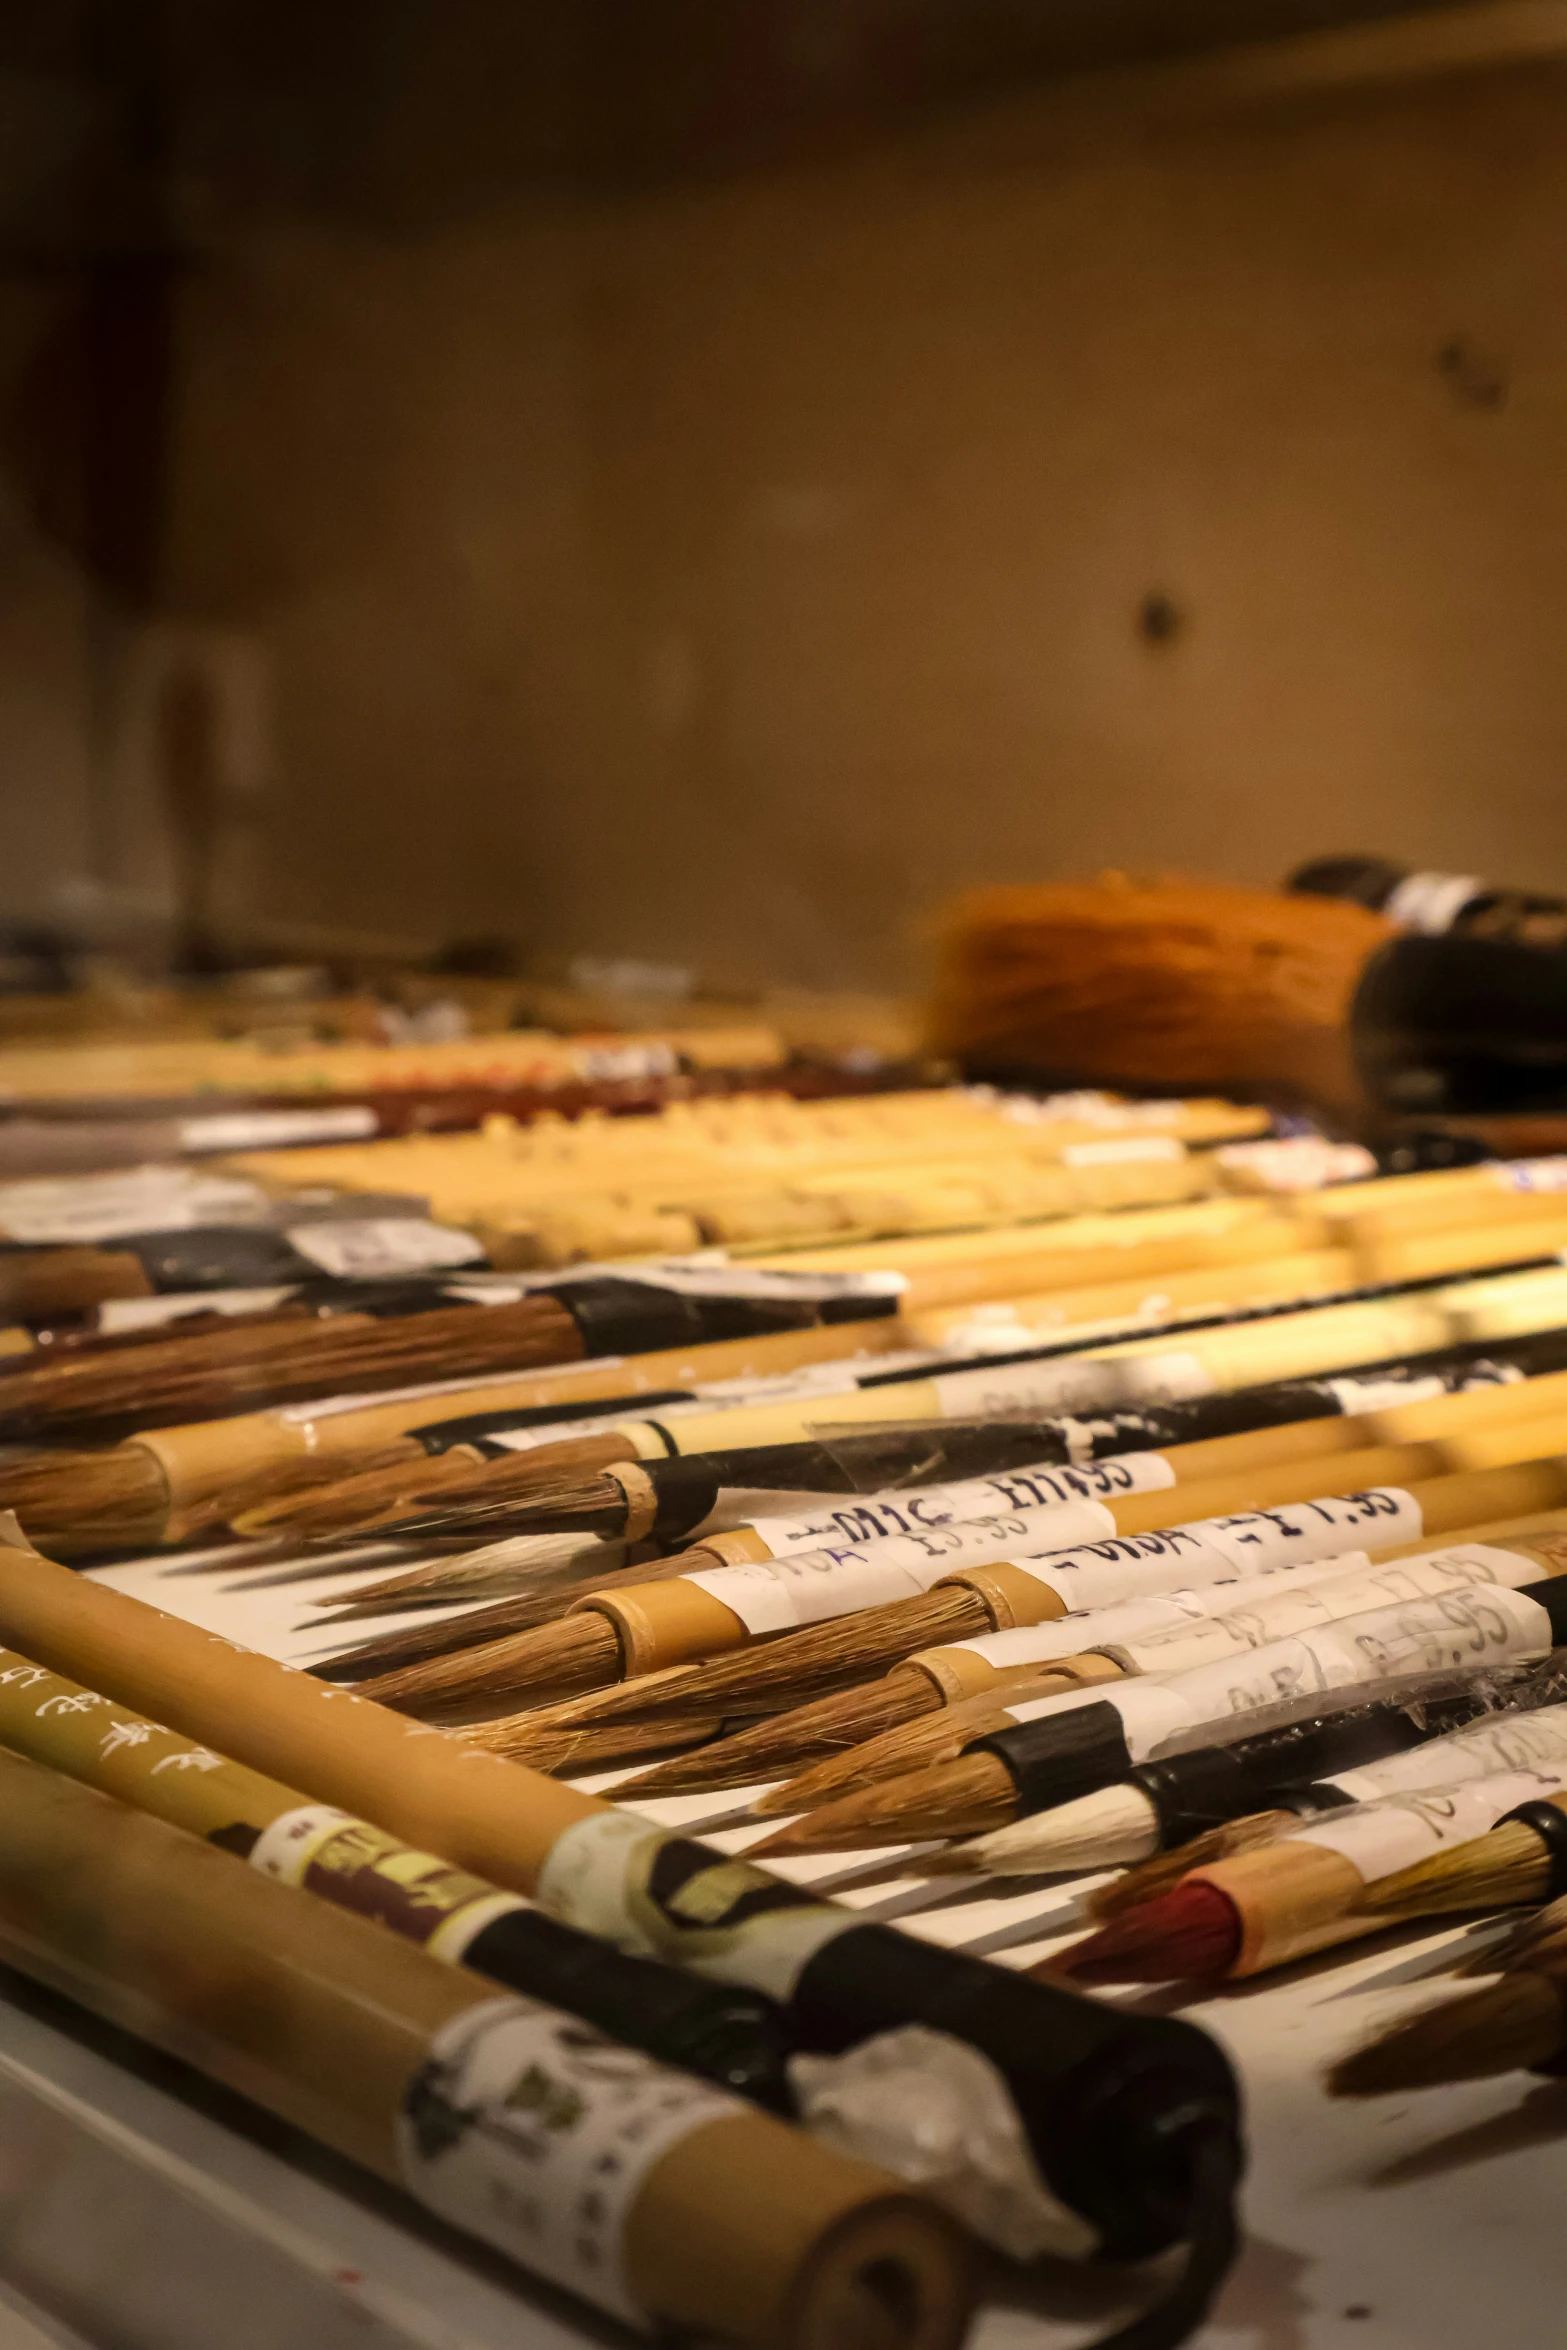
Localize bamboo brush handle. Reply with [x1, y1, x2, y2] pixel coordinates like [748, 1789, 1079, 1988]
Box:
[1314, 1169, 1567, 1237]
[1404, 1461, 1567, 1533]
[1104, 1440, 1450, 1536]
[129, 1315, 915, 1520]
[583, 1580, 753, 1676]
[1111, 1294, 1459, 1386]
[1356, 1211, 1567, 1285]
[905, 1247, 1357, 1346]
[1159, 1368, 1567, 1484]
[1367, 1365, 1567, 1442]
[892, 1217, 1324, 1313]
[0, 1527, 593, 1883]
[758, 1193, 1285, 1274]
[0, 1753, 968, 2350]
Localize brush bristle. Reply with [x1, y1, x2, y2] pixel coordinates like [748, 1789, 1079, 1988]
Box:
[231, 1451, 459, 1538]
[458, 1709, 724, 1772]
[1088, 1812, 1298, 1920]
[309, 1533, 627, 1618]
[1049, 1880, 1243, 1984]
[1327, 1973, 1567, 2096]
[0, 1446, 169, 1552]
[750, 1686, 960, 1815]
[0, 1296, 583, 1438]
[623, 1672, 933, 1798]
[557, 1587, 985, 1731]
[749, 1752, 1016, 1857]
[368, 1447, 634, 1539]
[351, 1610, 623, 1717]
[1457, 1903, 1567, 1978]
[1356, 1821, 1556, 1922]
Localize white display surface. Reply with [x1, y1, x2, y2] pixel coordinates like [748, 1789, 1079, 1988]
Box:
[0, 1542, 1555, 2347]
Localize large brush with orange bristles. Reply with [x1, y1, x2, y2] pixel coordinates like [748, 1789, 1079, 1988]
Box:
[926, 874, 1395, 1108]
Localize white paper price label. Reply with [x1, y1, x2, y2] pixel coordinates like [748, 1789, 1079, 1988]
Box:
[285, 1218, 486, 1277]
[682, 1497, 1119, 1634]
[1295, 1765, 1567, 1885]
[397, 1997, 741, 2327]
[1326, 1697, 1567, 1804]
[741, 1452, 1174, 1561]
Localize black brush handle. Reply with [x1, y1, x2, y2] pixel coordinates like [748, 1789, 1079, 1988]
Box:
[790, 1922, 1241, 2263]
[465, 1907, 795, 2111]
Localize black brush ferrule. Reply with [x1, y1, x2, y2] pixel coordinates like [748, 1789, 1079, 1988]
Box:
[967, 1702, 1135, 1816]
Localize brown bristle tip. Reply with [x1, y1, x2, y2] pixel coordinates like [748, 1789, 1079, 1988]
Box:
[1326, 1977, 1565, 2097]
[1051, 1881, 1242, 1985]
[910, 1843, 986, 1878]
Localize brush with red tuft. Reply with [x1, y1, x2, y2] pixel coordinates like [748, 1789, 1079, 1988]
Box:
[1048, 1882, 1245, 1986]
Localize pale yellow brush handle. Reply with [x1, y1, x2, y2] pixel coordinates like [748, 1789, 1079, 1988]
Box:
[905, 1248, 1358, 1346]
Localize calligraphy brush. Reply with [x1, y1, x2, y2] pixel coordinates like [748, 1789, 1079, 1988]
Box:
[1327, 1886, 1567, 2095]
[248, 1253, 1567, 1552]
[960, 1659, 1567, 1892]
[343, 1438, 1224, 1716]
[0, 1754, 972, 2350]
[1340, 1788, 1567, 1923]
[619, 1522, 1419, 1801]
[200, 1255, 1567, 1552]
[620, 1458, 1567, 1801]
[0, 1520, 1247, 2303]
[1055, 1729, 1567, 1988]
[525, 1437, 1567, 1738]
[758, 1613, 1567, 1835]
[356, 1323, 1567, 1559]
[0, 1273, 905, 1440]
[0, 1311, 912, 1558]
[752, 1560, 1567, 1859]
[1328, 1967, 1567, 2098]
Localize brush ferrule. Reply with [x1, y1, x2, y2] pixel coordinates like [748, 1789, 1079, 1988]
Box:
[1499, 1798, 1567, 1900]
[967, 1702, 1133, 1813]
[604, 1463, 661, 1543]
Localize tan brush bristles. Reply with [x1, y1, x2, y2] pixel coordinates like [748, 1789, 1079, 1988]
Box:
[1086, 1814, 1300, 1918]
[749, 1689, 1053, 1817]
[0, 1446, 172, 1556]
[1327, 1973, 1567, 2096]
[310, 1535, 630, 1622]
[354, 1608, 624, 1717]
[622, 1667, 943, 1799]
[459, 1708, 727, 1773]
[1353, 1812, 1561, 1921]
[754, 1754, 1015, 1856]
[555, 1449, 1567, 1735]
[1458, 1899, 1567, 1976]
[312, 1553, 680, 1681]
[239, 1438, 641, 1542]
[0, 1296, 589, 1438]
[233, 1447, 490, 1538]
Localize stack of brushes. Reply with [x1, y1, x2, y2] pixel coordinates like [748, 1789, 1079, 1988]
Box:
[219, 1083, 1269, 1263]
[0, 1014, 786, 1108]
[16, 1105, 1567, 2345]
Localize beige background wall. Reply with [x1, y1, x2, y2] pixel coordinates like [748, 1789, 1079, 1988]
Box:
[18, 35, 1567, 989]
